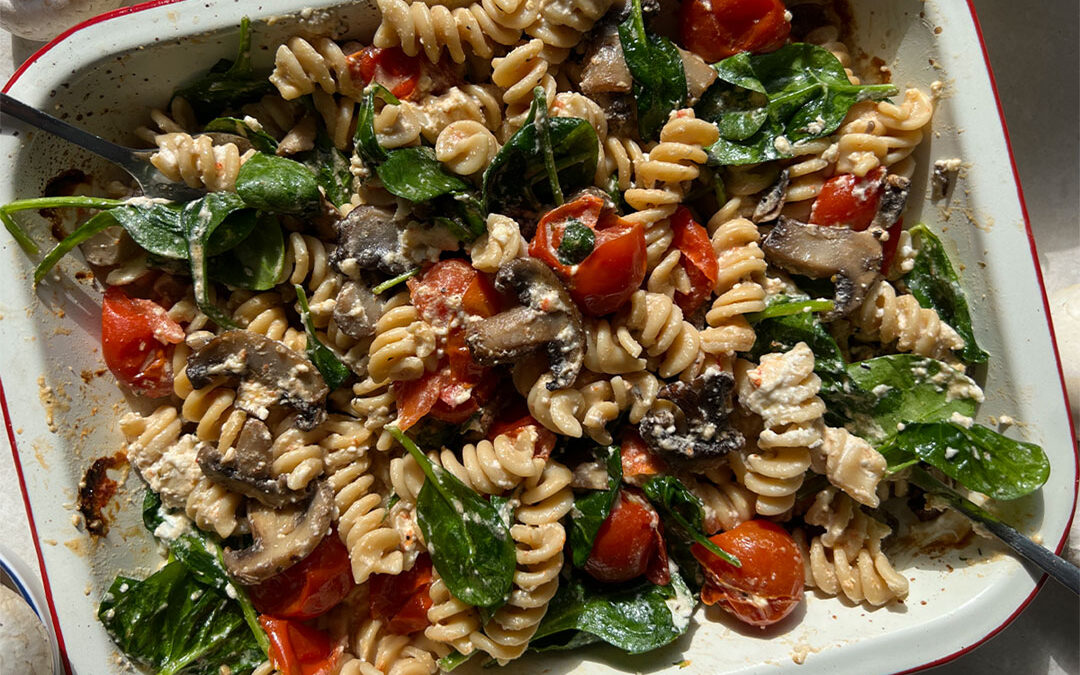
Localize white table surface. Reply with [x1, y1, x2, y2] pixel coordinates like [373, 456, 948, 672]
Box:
[1, 1, 1077, 673]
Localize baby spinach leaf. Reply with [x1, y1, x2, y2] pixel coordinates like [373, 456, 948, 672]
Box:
[569, 445, 622, 568]
[389, 427, 515, 608]
[845, 354, 980, 443]
[110, 201, 189, 260]
[484, 88, 599, 215]
[556, 218, 595, 265]
[375, 147, 471, 202]
[437, 650, 474, 672]
[298, 134, 354, 208]
[905, 224, 988, 364]
[878, 422, 1049, 500]
[209, 215, 286, 291]
[235, 153, 321, 215]
[618, 0, 687, 140]
[697, 43, 896, 166]
[746, 298, 834, 323]
[295, 284, 350, 390]
[372, 268, 420, 294]
[642, 475, 740, 567]
[173, 17, 272, 122]
[99, 562, 263, 675]
[432, 193, 487, 243]
[531, 566, 693, 654]
[203, 117, 279, 154]
[33, 210, 118, 283]
[0, 195, 126, 255]
[182, 193, 248, 328]
[354, 84, 399, 165]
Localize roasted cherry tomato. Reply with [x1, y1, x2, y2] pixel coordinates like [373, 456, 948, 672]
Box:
[529, 193, 647, 316]
[370, 554, 434, 635]
[101, 286, 184, 398]
[347, 46, 422, 100]
[408, 258, 502, 325]
[680, 0, 791, 62]
[670, 206, 719, 314]
[584, 488, 670, 585]
[259, 616, 342, 675]
[691, 520, 804, 628]
[619, 429, 668, 478]
[809, 167, 887, 231]
[249, 533, 354, 620]
[879, 217, 904, 275]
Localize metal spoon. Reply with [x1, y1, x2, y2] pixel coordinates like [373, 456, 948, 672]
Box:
[1, 92, 208, 203]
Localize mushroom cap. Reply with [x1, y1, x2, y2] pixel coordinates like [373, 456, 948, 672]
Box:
[329, 205, 409, 276]
[639, 369, 744, 464]
[196, 418, 311, 507]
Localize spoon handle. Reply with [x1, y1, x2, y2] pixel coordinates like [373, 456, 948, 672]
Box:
[1, 92, 144, 170]
[909, 467, 1080, 595]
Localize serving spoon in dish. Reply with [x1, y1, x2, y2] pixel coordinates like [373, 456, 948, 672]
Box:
[0, 92, 208, 203]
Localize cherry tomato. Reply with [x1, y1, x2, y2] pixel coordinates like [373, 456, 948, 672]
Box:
[370, 554, 434, 635]
[879, 218, 904, 275]
[489, 410, 557, 460]
[584, 488, 670, 586]
[529, 193, 647, 316]
[809, 167, 887, 231]
[620, 429, 668, 478]
[347, 46, 422, 100]
[100, 286, 184, 398]
[680, 0, 791, 62]
[669, 206, 719, 314]
[691, 520, 804, 627]
[259, 616, 342, 675]
[408, 259, 503, 326]
[249, 533, 354, 620]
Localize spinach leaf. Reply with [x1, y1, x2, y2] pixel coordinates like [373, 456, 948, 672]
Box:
[295, 284, 350, 390]
[436, 650, 474, 671]
[845, 354, 980, 443]
[569, 445, 622, 568]
[173, 17, 272, 122]
[746, 298, 834, 323]
[751, 309, 873, 426]
[697, 43, 896, 166]
[556, 218, 595, 265]
[110, 202, 190, 260]
[235, 153, 321, 215]
[33, 210, 118, 283]
[99, 563, 263, 675]
[203, 117, 279, 154]
[531, 566, 693, 654]
[354, 84, 399, 165]
[879, 422, 1049, 500]
[298, 134, 354, 208]
[182, 193, 248, 328]
[209, 215, 286, 291]
[0, 195, 126, 255]
[389, 427, 516, 608]
[617, 0, 687, 140]
[905, 224, 988, 364]
[642, 475, 740, 567]
[375, 147, 472, 202]
[372, 268, 420, 294]
[432, 193, 487, 243]
[483, 88, 599, 215]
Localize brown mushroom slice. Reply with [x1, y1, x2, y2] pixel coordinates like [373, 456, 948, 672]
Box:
[678, 47, 718, 101]
[224, 481, 334, 584]
[332, 280, 383, 340]
[753, 169, 790, 223]
[870, 174, 911, 231]
[186, 331, 329, 430]
[329, 205, 409, 276]
[196, 418, 310, 507]
[579, 24, 633, 96]
[639, 369, 744, 464]
[762, 217, 883, 319]
[466, 258, 585, 391]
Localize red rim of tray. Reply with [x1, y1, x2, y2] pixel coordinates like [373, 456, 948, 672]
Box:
[1, 1, 1076, 674]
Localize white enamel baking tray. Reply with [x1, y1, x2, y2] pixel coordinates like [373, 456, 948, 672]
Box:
[1, 1, 1075, 673]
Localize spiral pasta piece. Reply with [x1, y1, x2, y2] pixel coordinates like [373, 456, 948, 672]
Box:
[438, 427, 546, 494]
[409, 85, 504, 143]
[350, 377, 398, 451]
[814, 426, 887, 508]
[468, 213, 526, 272]
[678, 467, 756, 534]
[172, 342, 241, 443]
[733, 343, 825, 516]
[150, 132, 254, 192]
[701, 215, 766, 355]
[425, 571, 482, 655]
[270, 36, 361, 100]
[268, 415, 328, 491]
[367, 292, 438, 383]
[492, 38, 557, 125]
[346, 616, 440, 675]
[852, 280, 964, 360]
[135, 97, 197, 144]
[435, 120, 500, 175]
[620, 290, 703, 379]
[374, 0, 522, 63]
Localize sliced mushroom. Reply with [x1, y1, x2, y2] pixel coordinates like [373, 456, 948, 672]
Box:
[196, 418, 310, 507]
[678, 47, 718, 101]
[639, 369, 744, 464]
[466, 258, 585, 390]
[753, 169, 790, 223]
[332, 279, 383, 340]
[870, 174, 911, 231]
[329, 205, 409, 276]
[579, 24, 633, 96]
[762, 217, 883, 319]
[223, 481, 334, 584]
[186, 331, 329, 430]
[276, 114, 318, 156]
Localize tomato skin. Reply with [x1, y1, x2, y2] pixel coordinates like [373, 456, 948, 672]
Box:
[259, 616, 342, 675]
[584, 488, 670, 586]
[101, 286, 184, 398]
[669, 206, 719, 314]
[680, 0, 791, 62]
[530, 194, 647, 316]
[370, 554, 434, 635]
[879, 217, 904, 275]
[809, 167, 887, 230]
[620, 429, 668, 478]
[347, 46, 422, 100]
[691, 520, 804, 628]
[249, 533, 354, 620]
[408, 259, 502, 326]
